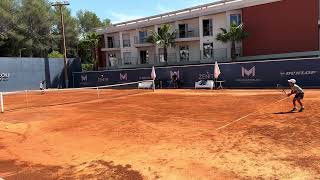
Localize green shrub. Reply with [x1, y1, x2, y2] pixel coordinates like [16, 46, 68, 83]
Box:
[81, 63, 94, 72]
[48, 51, 64, 58]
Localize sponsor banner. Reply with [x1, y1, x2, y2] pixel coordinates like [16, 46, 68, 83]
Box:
[0, 58, 81, 92]
[73, 58, 320, 88]
[0, 73, 10, 81]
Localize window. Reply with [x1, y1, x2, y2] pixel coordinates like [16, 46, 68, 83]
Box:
[178, 24, 188, 38]
[230, 14, 242, 26]
[107, 37, 114, 48]
[123, 52, 132, 65]
[122, 34, 131, 47]
[108, 53, 117, 66]
[139, 31, 148, 43]
[158, 48, 165, 62]
[140, 50, 149, 64]
[203, 43, 213, 59]
[203, 19, 213, 36]
[179, 46, 189, 61]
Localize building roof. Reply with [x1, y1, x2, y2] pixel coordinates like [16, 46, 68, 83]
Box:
[95, 0, 282, 34]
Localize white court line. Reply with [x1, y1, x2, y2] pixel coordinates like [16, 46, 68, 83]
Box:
[216, 97, 289, 131]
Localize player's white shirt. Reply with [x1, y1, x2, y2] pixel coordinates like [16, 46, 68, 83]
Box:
[291, 84, 304, 94]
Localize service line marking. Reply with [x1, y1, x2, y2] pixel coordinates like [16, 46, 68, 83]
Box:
[216, 97, 289, 131]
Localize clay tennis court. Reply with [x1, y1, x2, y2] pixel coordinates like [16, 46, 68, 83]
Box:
[0, 89, 319, 179]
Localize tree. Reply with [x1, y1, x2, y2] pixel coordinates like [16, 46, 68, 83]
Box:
[147, 24, 176, 62]
[0, 0, 20, 56]
[216, 22, 249, 61]
[103, 18, 112, 27]
[79, 32, 101, 70]
[52, 6, 79, 58]
[77, 10, 110, 37]
[17, 0, 54, 57]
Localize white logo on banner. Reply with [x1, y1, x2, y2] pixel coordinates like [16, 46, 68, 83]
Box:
[120, 73, 128, 80]
[280, 71, 317, 76]
[0, 73, 10, 81]
[236, 66, 261, 83]
[97, 75, 109, 83]
[81, 75, 88, 82]
[198, 72, 213, 80]
[170, 71, 180, 79]
[242, 66, 256, 77]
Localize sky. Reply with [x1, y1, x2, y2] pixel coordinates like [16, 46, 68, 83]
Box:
[68, 0, 218, 23]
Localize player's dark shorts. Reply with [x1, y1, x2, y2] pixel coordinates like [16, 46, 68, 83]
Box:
[294, 93, 304, 100]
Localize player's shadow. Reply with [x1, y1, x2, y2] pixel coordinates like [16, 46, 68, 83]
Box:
[273, 111, 298, 114]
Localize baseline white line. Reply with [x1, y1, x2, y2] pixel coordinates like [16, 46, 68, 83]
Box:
[216, 97, 289, 131]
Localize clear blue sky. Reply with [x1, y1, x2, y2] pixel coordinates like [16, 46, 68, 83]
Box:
[68, 0, 218, 23]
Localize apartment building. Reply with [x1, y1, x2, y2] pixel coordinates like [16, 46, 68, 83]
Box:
[96, 0, 319, 69]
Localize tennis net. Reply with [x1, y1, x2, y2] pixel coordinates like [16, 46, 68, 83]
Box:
[0, 80, 154, 113]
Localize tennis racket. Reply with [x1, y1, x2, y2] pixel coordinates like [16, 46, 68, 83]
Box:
[276, 84, 287, 95]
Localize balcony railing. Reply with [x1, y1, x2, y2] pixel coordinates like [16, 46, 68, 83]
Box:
[176, 29, 199, 38]
[154, 53, 177, 63]
[201, 48, 228, 62]
[123, 39, 131, 47]
[106, 47, 240, 68]
[123, 57, 138, 65]
[134, 36, 150, 44]
[106, 40, 120, 48]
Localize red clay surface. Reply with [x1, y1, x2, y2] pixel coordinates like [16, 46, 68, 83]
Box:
[0, 89, 319, 179]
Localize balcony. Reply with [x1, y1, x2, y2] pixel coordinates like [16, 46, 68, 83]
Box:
[134, 36, 153, 47]
[201, 48, 228, 62]
[102, 40, 121, 51]
[175, 29, 200, 42]
[122, 57, 138, 65]
[154, 53, 177, 64]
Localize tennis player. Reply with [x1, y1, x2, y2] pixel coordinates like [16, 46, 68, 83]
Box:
[287, 79, 304, 112]
[40, 80, 45, 94]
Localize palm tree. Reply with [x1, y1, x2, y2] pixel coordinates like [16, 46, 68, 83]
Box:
[147, 24, 176, 62]
[216, 23, 249, 61]
[83, 32, 101, 70]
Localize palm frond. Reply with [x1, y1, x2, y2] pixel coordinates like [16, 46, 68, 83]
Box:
[146, 24, 176, 48]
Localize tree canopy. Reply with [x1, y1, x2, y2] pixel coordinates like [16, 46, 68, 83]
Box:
[0, 0, 111, 59]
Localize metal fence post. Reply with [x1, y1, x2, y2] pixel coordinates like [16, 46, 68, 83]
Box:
[0, 92, 4, 113]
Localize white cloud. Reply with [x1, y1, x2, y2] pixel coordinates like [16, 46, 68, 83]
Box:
[156, 3, 174, 14]
[110, 0, 220, 24]
[186, 0, 220, 7]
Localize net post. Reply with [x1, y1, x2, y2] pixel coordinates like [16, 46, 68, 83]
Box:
[25, 90, 28, 109]
[97, 86, 100, 99]
[0, 92, 4, 113]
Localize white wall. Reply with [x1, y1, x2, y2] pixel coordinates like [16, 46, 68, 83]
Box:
[121, 29, 138, 60]
[200, 12, 229, 60]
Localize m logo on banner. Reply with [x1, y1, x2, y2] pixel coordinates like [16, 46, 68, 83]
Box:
[120, 73, 128, 80]
[81, 75, 88, 82]
[242, 67, 255, 77]
[170, 71, 180, 79]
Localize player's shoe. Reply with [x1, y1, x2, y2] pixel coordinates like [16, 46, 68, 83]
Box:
[299, 107, 305, 112]
[291, 107, 298, 112]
